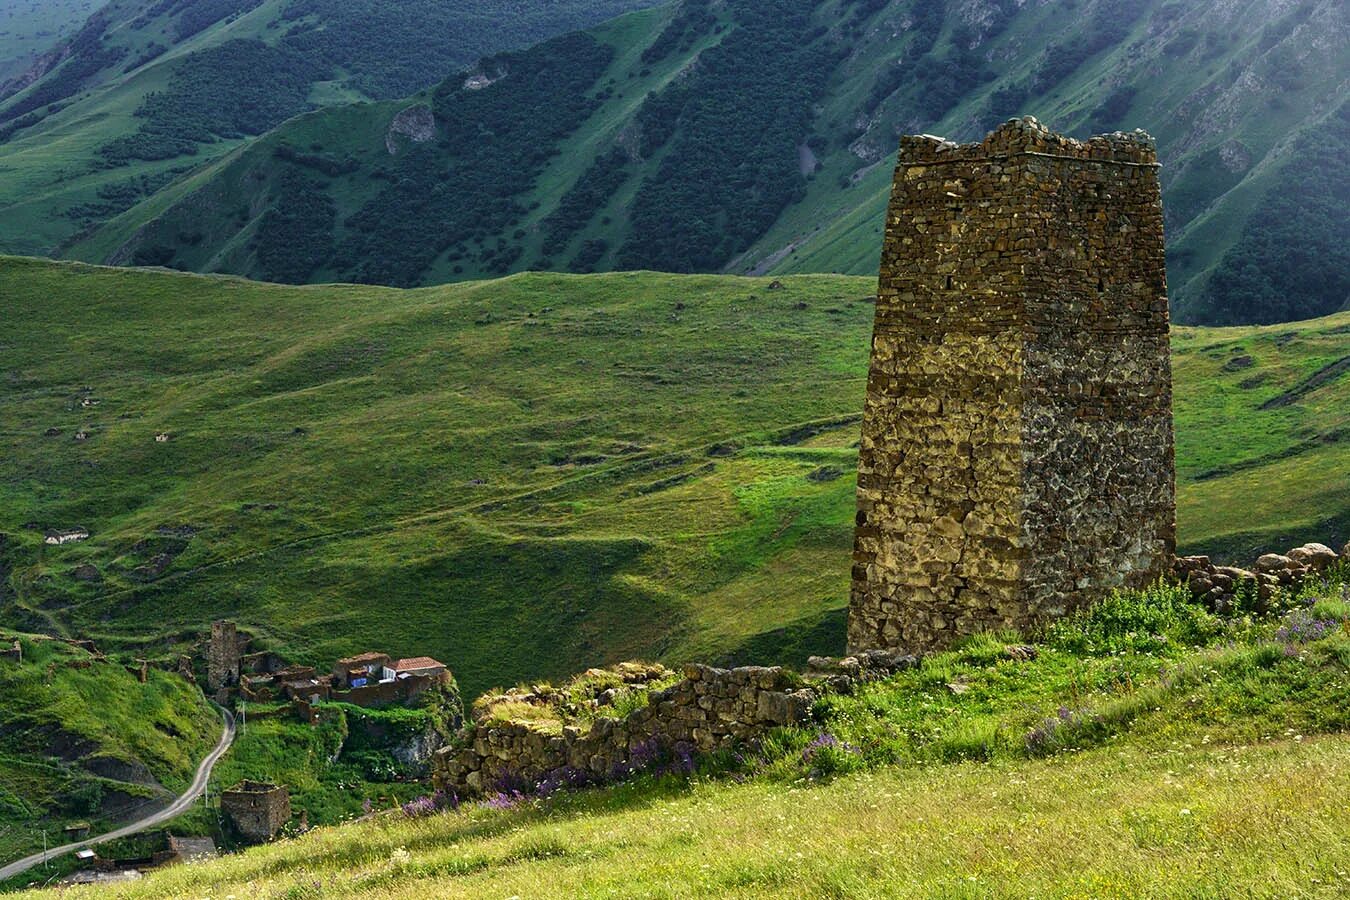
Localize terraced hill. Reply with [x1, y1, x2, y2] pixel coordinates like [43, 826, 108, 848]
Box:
[63, 0, 1350, 325]
[3, 257, 1347, 702]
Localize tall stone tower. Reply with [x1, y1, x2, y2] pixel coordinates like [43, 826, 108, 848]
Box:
[849, 117, 1175, 654]
[207, 620, 241, 694]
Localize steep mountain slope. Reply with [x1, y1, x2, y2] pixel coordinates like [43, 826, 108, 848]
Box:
[0, 0, 660, 256]
[0, 0, 105, 80]
[0, 633, 220, 867]
[72, 0, 1349, 324]
[3, 257, 1347, 701]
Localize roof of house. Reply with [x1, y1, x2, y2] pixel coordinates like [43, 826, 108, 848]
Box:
[392, 656, 445, 672]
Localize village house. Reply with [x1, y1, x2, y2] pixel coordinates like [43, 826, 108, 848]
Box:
[332, 652, 392, 689]
[328, 651, 450, 705]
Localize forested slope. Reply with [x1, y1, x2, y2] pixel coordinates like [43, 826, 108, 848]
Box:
[70, 0, 1350, 325]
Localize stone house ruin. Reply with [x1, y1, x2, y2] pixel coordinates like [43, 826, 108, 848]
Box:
[332, 652, 392, 688]
[329, 652, 450, 705]
[221, 781, 291, 842]
[206, 620, 243, 696]
[850, 117, 1175, 655]
[44, 528, 89, 545]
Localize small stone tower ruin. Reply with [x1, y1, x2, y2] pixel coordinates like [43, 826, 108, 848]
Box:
[207, 620, 241, 694]
[849, 117, 1175, 654]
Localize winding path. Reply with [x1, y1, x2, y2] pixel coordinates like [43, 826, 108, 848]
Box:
[0, 708, 235, 883]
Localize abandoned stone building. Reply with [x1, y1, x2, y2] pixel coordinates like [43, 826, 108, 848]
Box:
[850, 117, 1175, 655]
[206, 620, 242, 695]
[221, 781, 291, 843]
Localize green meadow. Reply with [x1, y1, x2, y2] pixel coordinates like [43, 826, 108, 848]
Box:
[2, 257, 1348, 702]
[23, 571, 1350, 898]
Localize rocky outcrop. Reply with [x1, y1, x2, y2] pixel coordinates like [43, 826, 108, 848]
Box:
[1175, 541, 1344, 613]
[385, 105, 436, 155]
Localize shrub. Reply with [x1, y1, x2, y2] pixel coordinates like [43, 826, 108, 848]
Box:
[1046, 581, 1221, 655]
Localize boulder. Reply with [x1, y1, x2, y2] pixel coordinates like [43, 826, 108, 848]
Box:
[1288, 543, 1339, 572]
[1255, 553, 1293, 573]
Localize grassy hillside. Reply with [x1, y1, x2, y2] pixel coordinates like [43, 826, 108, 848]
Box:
[19, 572, 1350, 898]
[0, 633, 220, 866]
[69, 0, 1350, 325]
[0, 0, 660, 256]
[2, 257, 1348, 703]
[0, 0, 104, 79]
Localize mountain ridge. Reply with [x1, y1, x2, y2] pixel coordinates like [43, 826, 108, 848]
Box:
[49, 0, 1348, 325]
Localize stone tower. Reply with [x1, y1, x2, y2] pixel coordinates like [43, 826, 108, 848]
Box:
[207, 620, 241, 693]
[849, 117, 1175, 654]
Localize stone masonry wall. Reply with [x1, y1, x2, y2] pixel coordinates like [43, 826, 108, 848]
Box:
[850, 116, 1175, 655]
[435, 663, 821, 797]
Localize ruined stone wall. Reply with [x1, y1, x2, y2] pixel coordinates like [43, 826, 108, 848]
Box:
[850, 117, 1175, 655]
[435, 664, 818, 796]
[221, 782, 291, 842]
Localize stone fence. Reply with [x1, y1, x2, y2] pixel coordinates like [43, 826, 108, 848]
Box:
[1175, 540, 1347, 613]
[434, 653, 915, 797]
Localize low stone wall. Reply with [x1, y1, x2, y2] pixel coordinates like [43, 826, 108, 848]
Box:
[436, 664, 812, 796]
[436, 653, 918, 797]
[1175, 541, 1346, 612]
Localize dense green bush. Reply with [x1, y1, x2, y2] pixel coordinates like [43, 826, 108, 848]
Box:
[253, 169, 337, 283]
[1198, 101, 1349, 324]
[333, 32, 613, 286]
[618, 0, 840, 272]
[1046, 581, 1221, 656]
[542, 148, 630, 257]
[99, 40, 324, 164]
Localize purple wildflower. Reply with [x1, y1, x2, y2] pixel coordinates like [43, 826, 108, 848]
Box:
[800, 732, 858, 764]
[1275, 609, 1339, 644]
[401, 795, 437, 818]
[481, 790, 525, 811]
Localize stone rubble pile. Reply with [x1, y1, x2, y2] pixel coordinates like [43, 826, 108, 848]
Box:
[1174, 542, 1346, 613]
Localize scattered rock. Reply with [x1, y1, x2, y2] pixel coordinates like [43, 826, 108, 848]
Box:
[767, 280, 786, 291]
[44, 427, 62, 437]
[71, 564, 102, 583]
[1004, 644, 1037, 661]
[385, 104, 436, 155]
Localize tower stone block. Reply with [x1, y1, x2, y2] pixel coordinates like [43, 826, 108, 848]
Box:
[849, 117, 1176, 654]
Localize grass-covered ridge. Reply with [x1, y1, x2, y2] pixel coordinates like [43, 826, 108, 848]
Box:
[0, 633, 220, 866]
[26, 570, 1350, 898]
[2, 258, 1348, 703]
